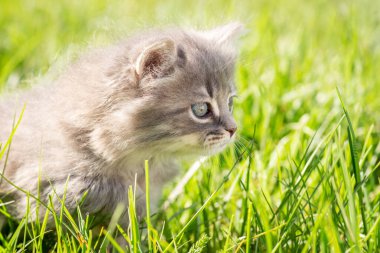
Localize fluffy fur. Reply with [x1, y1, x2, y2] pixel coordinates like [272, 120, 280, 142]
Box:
[0, 23, 242, 228]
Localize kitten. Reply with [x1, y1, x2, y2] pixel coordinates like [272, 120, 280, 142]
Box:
[0, 23, 242, 229]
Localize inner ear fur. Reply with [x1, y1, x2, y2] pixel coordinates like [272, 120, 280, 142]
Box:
[135, 39, 177, 79]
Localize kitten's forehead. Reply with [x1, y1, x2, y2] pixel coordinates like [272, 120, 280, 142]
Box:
[183, 39, 236, 98]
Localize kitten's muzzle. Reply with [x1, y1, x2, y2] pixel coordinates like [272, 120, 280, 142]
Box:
[222, 116, 237, 138]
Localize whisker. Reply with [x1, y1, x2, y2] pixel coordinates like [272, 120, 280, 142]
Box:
[234, 139, 248, 150]
[233, 142, 246, 153]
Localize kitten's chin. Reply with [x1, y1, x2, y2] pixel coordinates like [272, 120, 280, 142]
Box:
[204, 140, 232, 156]
[173, 143, 228, 158]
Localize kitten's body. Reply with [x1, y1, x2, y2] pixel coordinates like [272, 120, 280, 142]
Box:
[0, 24, 241, 228]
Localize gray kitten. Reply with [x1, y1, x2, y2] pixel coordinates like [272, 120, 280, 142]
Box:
[0, 23, 242, 229]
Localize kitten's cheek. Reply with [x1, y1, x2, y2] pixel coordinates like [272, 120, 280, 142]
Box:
[180, 134, 203, 148]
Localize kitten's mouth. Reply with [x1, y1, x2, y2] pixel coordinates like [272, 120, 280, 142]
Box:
[203, 136, 233, 155]
[173, 133, 234, 157]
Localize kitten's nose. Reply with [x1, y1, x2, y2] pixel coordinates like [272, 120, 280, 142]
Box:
[225, 126, 237, 137]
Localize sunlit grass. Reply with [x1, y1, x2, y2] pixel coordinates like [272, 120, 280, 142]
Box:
[1, 0, 379, 252]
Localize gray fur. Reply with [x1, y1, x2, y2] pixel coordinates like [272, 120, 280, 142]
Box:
[0, 23, 242, 227]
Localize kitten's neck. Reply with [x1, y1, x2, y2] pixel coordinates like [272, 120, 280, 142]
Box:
[95, 148, 178, 178]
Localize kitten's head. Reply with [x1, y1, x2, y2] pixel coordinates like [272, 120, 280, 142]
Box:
[91, 23, 244, 161]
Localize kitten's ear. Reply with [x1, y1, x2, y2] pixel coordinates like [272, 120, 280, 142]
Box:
[204, 22, 246, 46]
[135, 39, 176, 79]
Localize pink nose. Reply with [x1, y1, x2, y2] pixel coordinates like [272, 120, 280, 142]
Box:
[226, 127, 237, 137]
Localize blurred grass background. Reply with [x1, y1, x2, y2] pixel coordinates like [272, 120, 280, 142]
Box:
[1, 0, 380, 252]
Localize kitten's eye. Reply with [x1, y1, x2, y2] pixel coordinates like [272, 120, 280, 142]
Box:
[191, 102, 210, 118]
[228, 97, 234, 112]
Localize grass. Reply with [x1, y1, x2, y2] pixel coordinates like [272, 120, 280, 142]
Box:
[1, 0, 380, 252]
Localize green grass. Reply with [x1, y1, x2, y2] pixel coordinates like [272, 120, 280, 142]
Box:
[1, 0, 380, 252]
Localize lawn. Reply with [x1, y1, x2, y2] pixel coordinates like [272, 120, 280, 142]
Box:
[0, 0, 379, 252]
